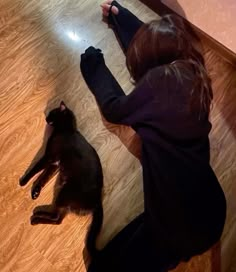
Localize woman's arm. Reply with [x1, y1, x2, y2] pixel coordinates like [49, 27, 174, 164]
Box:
[80, 47, 153, 128]
[102, 1, 144, 51]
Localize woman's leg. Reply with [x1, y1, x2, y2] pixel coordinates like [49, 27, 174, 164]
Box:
[88, 212, 178, 272]
[108, 1, 144, 52]
[88, 213, 144, 272]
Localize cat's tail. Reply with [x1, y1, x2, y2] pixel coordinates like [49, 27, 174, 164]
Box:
[86, 201, 103, 258]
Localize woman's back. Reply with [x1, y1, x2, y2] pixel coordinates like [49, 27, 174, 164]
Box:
[136, 63, 226, 257]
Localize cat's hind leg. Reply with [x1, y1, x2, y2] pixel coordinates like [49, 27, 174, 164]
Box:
[31, 165, 58, 199]
[31, 206, 66, 225]
[31, 176, 70, 225]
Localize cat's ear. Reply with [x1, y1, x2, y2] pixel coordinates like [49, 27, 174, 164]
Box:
[60, 101, 66, 112]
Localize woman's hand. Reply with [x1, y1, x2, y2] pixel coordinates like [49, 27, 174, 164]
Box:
[100, 0, 119, 16]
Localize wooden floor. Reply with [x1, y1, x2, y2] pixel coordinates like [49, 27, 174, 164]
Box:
[0, 0, 235, 271]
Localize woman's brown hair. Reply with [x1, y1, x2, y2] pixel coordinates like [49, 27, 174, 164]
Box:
[126, 14, 212, 115]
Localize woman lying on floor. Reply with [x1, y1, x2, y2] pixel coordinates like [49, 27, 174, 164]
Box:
[80, 1, 226, 271]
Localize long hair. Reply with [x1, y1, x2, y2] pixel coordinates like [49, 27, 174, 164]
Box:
[126, 14, 212, 115]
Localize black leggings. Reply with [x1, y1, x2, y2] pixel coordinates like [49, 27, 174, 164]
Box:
[88, 214, 178, 272]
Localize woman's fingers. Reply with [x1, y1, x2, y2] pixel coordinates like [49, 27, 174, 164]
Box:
[101, 7, 109, 16]
[100, 3, 110, 16]
[100, 3, 111, 10]
[100, 2, 119, 16]
[111, 5, 119, 15]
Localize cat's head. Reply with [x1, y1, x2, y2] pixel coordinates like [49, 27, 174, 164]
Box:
[46, 101, 77, 131]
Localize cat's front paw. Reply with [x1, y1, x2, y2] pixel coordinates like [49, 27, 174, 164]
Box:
[31, 185, 41, 200]
[19, 176, 28, 186]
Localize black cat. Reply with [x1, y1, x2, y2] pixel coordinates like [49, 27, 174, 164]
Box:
[19, 101, 103, 257]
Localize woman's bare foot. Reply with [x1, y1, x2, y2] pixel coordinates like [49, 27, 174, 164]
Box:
[100, 0, 119, 16]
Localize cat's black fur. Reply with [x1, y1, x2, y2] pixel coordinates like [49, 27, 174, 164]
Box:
[19, 101, 103, 257]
